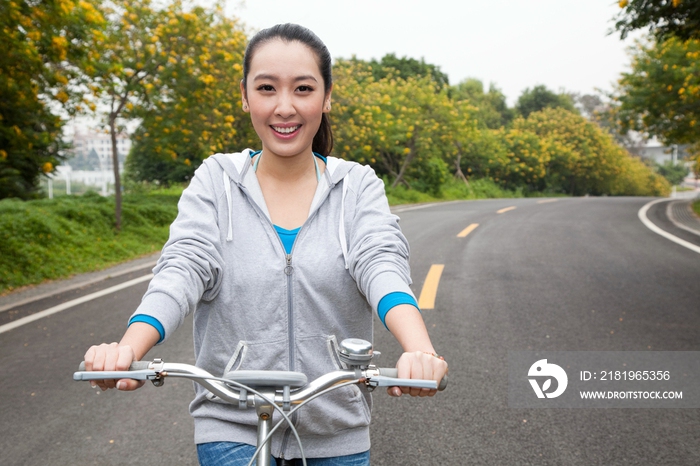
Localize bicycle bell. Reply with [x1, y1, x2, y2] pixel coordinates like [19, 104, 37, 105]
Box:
[338, 338, 376, 367]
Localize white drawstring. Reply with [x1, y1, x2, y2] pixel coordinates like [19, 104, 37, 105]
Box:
[338, 175, 349, 269]
[223, 171, 233, 241]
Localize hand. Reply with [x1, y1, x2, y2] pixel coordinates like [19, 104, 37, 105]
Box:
[388, 351, 448, 397]
[83, 342, 144, 392]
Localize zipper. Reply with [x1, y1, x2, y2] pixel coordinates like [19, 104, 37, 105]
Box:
[285, 253, 295, 370]
[280, 254, 297, 459]
[237, 179, 336, 459]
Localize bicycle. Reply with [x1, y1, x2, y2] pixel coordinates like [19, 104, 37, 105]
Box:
[74, 338, 447, 466]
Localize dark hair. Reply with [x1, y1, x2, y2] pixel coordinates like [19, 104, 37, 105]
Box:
[242, 24, 334, 157]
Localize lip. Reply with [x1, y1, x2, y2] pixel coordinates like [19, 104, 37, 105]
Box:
[270, 123, 302, 139]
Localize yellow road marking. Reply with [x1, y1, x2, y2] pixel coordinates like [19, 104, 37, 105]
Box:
[457, 223, 479, 238]
[418, 264, 444, 310]
[497, 206, 516, 214]
[537, 199, 558, 204]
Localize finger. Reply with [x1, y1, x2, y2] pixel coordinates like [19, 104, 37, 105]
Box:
[83, 346, 98, 388]
[117, 378, 145, 391]
[409, 352, 427, 397]
[90, 344, 111, 391]
[83, 346, 96, 372]
[114, 345, 142, 391]
[102, 343, 120, 390]
[91, 343, 108, 372]
[116, 345, 135, 371]
[395, 353, 413, 396]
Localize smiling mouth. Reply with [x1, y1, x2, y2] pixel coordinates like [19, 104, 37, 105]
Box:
[272, 125, 299, 134]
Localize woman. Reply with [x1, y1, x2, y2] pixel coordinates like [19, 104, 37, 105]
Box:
[84, 23, 447, 465]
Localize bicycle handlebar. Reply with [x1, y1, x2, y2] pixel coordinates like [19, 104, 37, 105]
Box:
[74, 360, 447, 406]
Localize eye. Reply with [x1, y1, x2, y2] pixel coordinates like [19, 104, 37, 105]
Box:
[257, 84, 274, 92]
[297, 85, 314, 92]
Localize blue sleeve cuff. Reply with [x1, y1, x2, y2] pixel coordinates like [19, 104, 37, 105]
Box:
[128, 314, 165, 344]
[377, 292, 420, 330]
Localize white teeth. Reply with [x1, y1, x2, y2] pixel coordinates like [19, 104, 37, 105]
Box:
[273, 126, 298, 134]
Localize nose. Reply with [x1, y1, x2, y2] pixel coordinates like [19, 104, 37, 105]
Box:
[275, 90, 296, 118]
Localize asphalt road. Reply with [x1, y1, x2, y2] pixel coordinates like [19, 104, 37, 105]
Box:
[1, 197, 698, 465]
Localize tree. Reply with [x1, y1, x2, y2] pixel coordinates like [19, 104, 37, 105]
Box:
[516, 85, 577, 118]
[515, 107, 669, 196]
[451, 79, 515, 129]
[615, 37, 700, 146]
[332, 59, 472, 193]
[126, 4, 253, 185]
[487, 127, 551, 192]
[571, 93, 648, 156]
[367, 53, 450, 91]
[614, 0, 700, 41]
[0, 0, 104, 199]
[80, 0, 248, 229]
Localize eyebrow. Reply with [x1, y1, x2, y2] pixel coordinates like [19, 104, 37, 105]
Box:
[252, 73, 319, 83]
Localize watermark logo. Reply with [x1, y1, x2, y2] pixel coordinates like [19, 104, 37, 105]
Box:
[528, 359, 568, 399]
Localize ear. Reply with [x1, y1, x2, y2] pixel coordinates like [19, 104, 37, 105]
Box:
[323, 84, 333, 114]
[240, 80, 249, 113]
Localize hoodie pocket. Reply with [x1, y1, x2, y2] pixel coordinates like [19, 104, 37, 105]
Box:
[293, 335, 372, 436]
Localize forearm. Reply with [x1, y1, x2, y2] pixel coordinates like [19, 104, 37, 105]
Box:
[119, 322, 161, 360]
[384, 304, 436, 354]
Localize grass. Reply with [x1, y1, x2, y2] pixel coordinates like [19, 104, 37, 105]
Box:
[384, 178, 563, 205]
[0, 188, 182, 294]
[693, 199, 700, 217]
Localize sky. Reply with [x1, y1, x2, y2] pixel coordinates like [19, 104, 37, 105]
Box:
[224, 0, 642, 105]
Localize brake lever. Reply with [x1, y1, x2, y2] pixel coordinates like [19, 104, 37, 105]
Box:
[73, 369, 158, 381]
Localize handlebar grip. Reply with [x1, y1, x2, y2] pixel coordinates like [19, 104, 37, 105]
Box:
[77, 360, 153, 372]
[376, 368, 448, 391]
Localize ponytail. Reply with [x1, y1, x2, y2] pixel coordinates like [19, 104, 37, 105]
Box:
[313, 114, 334, 157]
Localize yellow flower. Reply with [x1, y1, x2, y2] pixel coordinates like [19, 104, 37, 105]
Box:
[42, 162, 53, 173]
[619, 0, 628, 7]
[55, 90, 69, 103]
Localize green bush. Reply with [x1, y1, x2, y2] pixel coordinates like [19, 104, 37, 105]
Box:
[656, 161, 689, 186]
[385, 177, 521, 205]
[0, 191, 180, 293]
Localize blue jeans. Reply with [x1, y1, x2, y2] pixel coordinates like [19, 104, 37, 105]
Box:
[197, 442, 370, 466]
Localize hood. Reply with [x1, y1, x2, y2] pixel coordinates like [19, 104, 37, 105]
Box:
[206, 151, 359, 262]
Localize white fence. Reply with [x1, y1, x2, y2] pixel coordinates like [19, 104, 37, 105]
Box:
[46, 166, 117, 197]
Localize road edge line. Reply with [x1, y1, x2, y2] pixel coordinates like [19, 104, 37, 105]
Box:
[0, 260, 158, 314]
[666, 200, 700, 238]
[638, 198, 700, 255]
[0, 274, 153, 335]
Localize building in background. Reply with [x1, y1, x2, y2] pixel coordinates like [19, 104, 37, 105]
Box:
[67, 126, 131, 172]
[47, 126, 133, 196]
[637, 144, 689, 166]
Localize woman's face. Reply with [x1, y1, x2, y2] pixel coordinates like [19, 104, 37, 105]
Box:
[241, 39, 331, 160]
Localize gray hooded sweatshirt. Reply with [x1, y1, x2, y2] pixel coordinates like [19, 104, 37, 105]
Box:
[132, 150, 415, 459]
